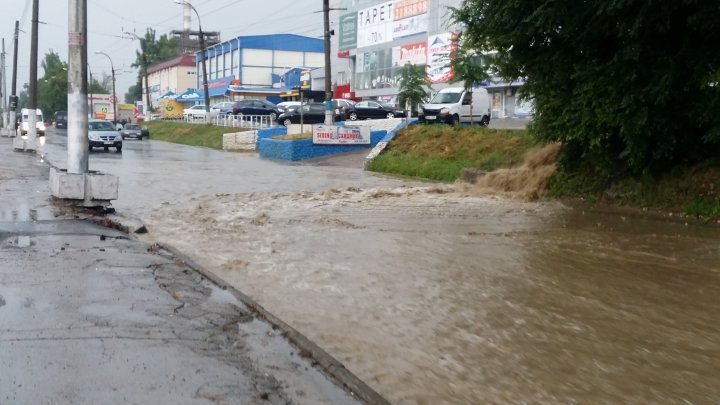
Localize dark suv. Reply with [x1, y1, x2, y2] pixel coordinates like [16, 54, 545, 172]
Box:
[230, 99, 280, 121]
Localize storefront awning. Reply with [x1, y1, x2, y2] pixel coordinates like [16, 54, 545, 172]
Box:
[174, 89, 204, 102]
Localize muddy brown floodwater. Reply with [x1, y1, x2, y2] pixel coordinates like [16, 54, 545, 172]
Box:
[143, 186, 720, 404]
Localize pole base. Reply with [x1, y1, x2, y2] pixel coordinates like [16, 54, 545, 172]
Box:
[49, 168, 119, 208]
[13, 136, 37, 152]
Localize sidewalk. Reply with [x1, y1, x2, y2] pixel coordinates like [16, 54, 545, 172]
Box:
[0, 137, 365, 404]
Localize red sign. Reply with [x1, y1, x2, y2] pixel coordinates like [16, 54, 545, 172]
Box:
[337, 50, 350, 58]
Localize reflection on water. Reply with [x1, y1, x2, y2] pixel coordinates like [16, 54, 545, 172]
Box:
[146, 189, 720, 404]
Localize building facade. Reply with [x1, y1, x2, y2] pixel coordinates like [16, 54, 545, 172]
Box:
[195, 34, 325, 103]
[146, 54, 197, 104]
[330, 0, 530, 118]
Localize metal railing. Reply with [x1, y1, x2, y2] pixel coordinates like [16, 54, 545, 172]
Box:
[178, 114, 276, 129]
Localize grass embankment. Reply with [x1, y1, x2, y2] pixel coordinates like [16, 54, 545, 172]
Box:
[144, 121, 246, 150]
[551, 162, 720, 220]
[369, 124, 535, 182]
[370, 124, 720, 219]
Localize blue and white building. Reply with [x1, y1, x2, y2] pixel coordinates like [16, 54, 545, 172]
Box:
[195, 34, 325, 104]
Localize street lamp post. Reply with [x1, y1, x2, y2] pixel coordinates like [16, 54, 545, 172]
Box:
[174, 0, 210, 123]
[95, 51, 116, 125]
[124, 31, 152, 116]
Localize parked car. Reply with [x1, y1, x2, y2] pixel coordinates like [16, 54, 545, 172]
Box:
[120, 123, 144, 140]
[17, 108, 46, 136]
[88, 119, 122, 152]
[276, 101, 302, 114]
[345, 101, 405, 120]
[276, 103, 343, 126]
[211, 101, 234, 116]
[54, 111, 67, 129]
[230, 99, 280, 121]
[332, 98, 356, 120]
[183, 104, 209, 120]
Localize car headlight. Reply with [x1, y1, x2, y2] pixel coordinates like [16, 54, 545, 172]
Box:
[115, 134, 122, 141]
[440, 107, 450, 114]
[89, 134, 100, 141]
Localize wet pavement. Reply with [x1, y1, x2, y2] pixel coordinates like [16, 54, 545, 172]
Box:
[0, 136, 363, 404]
[38, 127, 720, 404]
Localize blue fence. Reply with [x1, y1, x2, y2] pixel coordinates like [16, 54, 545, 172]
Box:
[257, 127, 387, 161]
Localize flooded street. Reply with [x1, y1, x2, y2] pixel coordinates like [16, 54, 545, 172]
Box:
[42, 130, 720, 403]
[143, 187, 720, 404]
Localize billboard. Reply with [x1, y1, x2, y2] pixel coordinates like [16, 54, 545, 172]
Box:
[339, 12, 358, 51]
[393, 40, 427, 66]
[427, 32, 456, 83]
[313, 124, 371, 145]
[392, 0, 428, 39]
[357, 1, 394, 48]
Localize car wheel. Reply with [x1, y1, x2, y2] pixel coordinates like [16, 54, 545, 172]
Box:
[116, 146, 122, 153]
[386, 112, 395, 118]
[481, 116, 490, 126]
[269, 112, 278, 121]
[283, 118, 292, 127]
[349, 112, 358, 121]
[451, 114, 460, 125]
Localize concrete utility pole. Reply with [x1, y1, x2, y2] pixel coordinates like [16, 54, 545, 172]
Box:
[68, 0, 89, 173]
[1, 38, 6, 129]
[49, 0, 117, 208]
[175, 0, 210, 123]
[10, 21, 19, 133]
[88, 63, 94, 117]
[96, 51, 116, 125]
[26, 0, 40, 149]
[323, 0, 332, 125]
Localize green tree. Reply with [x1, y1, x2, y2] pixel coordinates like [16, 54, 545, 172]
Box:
[37, 50, 69, 114]
[129, 29, 180, 107]
[451, 0, 720, 176]
[448, 33, 490, 124]
[396, 63, 429, 117]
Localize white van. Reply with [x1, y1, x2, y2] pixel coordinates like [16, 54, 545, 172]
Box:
[419, 87, 491, 126]
[18, 108, 46, 136]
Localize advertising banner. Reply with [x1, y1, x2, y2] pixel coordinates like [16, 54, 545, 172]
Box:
[393, 13, 428, 39]
[427, 32, 456, 83]
[394, 40, 427, 66]
[313, 124, 371, 145]
[357, 1, 394, 48]
[339, 12, 358, 51]
[393, 0, 427, 19]
[161, 99, 184, 119]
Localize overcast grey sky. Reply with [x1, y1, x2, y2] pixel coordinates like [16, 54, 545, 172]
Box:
[1, 0, 327, 99]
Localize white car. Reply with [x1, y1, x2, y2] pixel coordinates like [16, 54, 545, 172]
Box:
[183, 104, 208, 119]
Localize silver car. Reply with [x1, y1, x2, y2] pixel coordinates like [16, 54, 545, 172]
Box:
[120, 123, 144, 140]
[88, 119, 122, 152]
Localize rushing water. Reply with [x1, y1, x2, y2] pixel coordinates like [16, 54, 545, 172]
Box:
[144, 188, 720, 404]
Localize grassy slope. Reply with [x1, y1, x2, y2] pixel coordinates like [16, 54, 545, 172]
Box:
[144, 121, 247, 150]
[369, 124, 720, 219]
[369, 124, 536, 182]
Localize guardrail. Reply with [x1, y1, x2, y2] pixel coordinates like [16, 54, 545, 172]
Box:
[179, 114, 276, 129]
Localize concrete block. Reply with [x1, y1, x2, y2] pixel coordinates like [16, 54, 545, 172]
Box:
[87, 172, 119, 200]
[49, 167, 119, 204]
[12, 137, 37, 152]
[222, 131, 257, 151]
[49, 168, 85, 199]
[0, 128, 16, 137]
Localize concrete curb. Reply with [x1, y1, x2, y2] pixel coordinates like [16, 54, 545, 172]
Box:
[157, 243, 391, 405]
